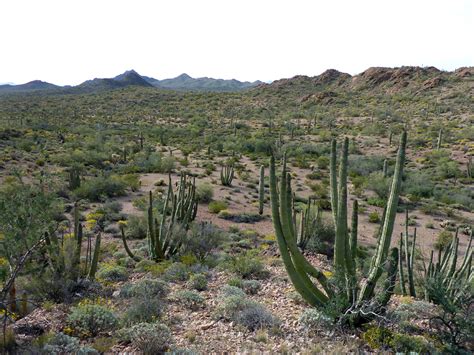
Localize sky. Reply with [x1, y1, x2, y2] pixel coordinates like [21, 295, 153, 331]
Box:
[1, 0, 473, 86]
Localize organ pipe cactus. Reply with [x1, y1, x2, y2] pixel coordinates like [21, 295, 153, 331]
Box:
[220, 163, 234, 187]
[383, 159, 388, 178]
[424, 229, 473, 304]
[269, 131, 407, 322]
[296, 198, 321, 251]
[68, 166, 81, 190]
[258, 165, 265, 215]
[122, 173, 198, 262]
[436, 128, 443, 149]
[44, 202, 101, 281]
[468, 156, 472, 179]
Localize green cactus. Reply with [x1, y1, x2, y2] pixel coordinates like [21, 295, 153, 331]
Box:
[269, 131, 407, 323]
[122, 173, 198, 262]
[382, 159, 388, 178]
[44, 202, 101, 281]
[424, 229, 473, 304]
[467, 156, 472, 179]
[389, 131, 393, 146]
[436, 128, 443, 149]
[258, 165, 265, 215]
[220, 163, 234, 187]
[68, 166, 81, 190]
[296, 198, 321, 251]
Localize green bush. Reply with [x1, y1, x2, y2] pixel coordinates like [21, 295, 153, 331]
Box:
[118, 322, 172, 354]
[173, 290, 205, 310]
[43, 333, 98, 354]
[208, 200, 228, 214]
[368, 211, 381, 223]
[163, 262, 190, 282]
[218, 210, 264, 223]
[362, 325, 394, 350]
[74, 176, 126, 202]
[195, 183, 214, 203]
[96, 264, 128, 282]
[121, 279, 169, 299]
[122, 298, 165, 325]
[299, 308, 333, 330]
[187, 274, 208, 291]
[227, 253, 267, 279]
[67, 304, 118, 337]
[242, 280, 262, 295]
[434, 230, 453, 250]
[182, 223, 225, 261]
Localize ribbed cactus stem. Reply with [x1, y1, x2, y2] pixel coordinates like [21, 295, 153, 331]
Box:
[358, 131, 407, 303]
[258, 165, 265, 215]
[383, 159, 388, 178]
[329, 139, 338, 226]
[436, 128, 443, 149]
[88, 233, 101, 280]
[334, 137, 349, 273]
[220, 164, 234, 186]
[399, 233, 407, 296]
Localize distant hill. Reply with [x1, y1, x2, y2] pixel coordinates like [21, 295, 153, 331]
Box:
[143, 73, 262, 92]
[76, 70, 154, 92]
[0, 80, 59, 93]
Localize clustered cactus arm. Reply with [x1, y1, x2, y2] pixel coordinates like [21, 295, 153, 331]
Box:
[424, 229, 473, 303]
[270, 131, 407, 322]
[220, 163, 234, 186]
[358, 131, 406, 304]
[45, 203, 101, 281]
[124, 173, 198, 262]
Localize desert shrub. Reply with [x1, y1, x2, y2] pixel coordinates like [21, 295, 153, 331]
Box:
[227, 277, 244, 289]
[122, 298, 165, 325]
[124, 215, 147, 239]
[299, 308, 333, 330]
[403, 171, 435, 198]
[366, 196, 385, 207]
[305, 216, 335, 256]
[182, 223, 225, 261]
[221, 285, 246, 298]
[173, 290, 205, 310]
[118, 322, 172, 354]
[348, 155, 384, 177]
[390, 334, 434, 353]
[187, 274, 208, 291]
[317, 156, 329, 169]
[366, 172, 390, 199]
[218, 210, 264, 223]
[163, 262, 190, 282]
[67, 304, 118, 337]
[368, 211, 380, 223]
[434, 230, 453, 250]
[42, 333, 98, 354]
[96, 264, 128, 282]
[433, 187, 474, 211]
[362, 325, 394, 350]
[74, 176, 126, 202]
[121, 279, 169, 299]
[242, 280, 262, 295]
[195, 183, 214, 203]
[227, 252, 267, 279]
[208, 200, 228, 214]
[216, 291, 278, 330]
[119, 174, 141, 191]
[91, 337, 116, 353]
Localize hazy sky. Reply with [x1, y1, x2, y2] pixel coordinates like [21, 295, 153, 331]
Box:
[1, 0, 473, 85]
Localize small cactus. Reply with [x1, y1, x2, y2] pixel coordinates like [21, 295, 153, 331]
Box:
[220, 164, 234, 187]
[258, 165, 265, 215]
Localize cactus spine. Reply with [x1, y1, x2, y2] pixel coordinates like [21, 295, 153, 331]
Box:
[258, 165, 265, 215]
[269, 132, 406, 322]
[220, 163, 234, 187]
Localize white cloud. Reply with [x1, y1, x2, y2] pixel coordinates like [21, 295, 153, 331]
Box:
[1, 0, 472, 85]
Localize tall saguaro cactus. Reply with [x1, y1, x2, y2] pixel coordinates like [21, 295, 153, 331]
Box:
[269, 132, 407, 322]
